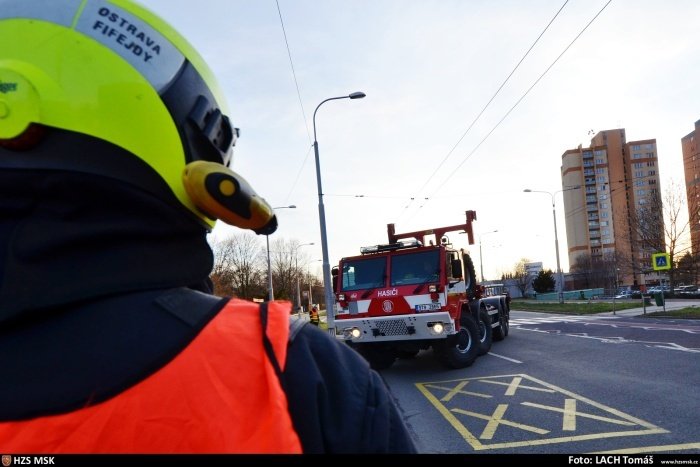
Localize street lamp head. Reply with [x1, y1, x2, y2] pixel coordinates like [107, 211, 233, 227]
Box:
[523, 189, 532, 193]
[349, 91, 366, 99]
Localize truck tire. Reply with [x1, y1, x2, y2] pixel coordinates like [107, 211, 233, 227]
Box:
[477, 306, 493, 355]
[354, 343, 397, 370]
[493, 297, 510, 341]
[433, 314, 479, 369]
[462, 253, 477, 296]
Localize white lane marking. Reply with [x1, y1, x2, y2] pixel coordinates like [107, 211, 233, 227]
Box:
[487, 352, 523, 364]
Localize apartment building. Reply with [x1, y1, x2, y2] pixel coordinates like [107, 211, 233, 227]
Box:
[682, 119, 700, 253]
[560, 129, 663, 289]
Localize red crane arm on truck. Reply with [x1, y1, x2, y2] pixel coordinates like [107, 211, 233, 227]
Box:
[386, 210, 477, 246]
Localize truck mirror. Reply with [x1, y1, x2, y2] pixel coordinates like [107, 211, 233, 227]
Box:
[331, 267, 339, 291]
[451, 258, 463, 279]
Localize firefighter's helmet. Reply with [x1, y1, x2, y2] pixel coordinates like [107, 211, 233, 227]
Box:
[0, 0, 276, 234]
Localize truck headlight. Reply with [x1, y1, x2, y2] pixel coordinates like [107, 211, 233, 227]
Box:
[342, 327, 362, 340]
[430, 322, 445, 335]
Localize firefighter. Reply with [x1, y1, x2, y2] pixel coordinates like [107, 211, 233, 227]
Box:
[310, 305, 320, 326]
[0, 0, 416, 454]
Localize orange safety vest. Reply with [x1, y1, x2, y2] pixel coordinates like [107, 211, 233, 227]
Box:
[0, 299, 303, 454]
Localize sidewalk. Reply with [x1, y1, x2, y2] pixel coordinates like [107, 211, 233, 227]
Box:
[291, 311, 310, 322]
[597, 299, 700, 317]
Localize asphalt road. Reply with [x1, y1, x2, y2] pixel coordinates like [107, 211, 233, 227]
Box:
[380, 311, 700, 455]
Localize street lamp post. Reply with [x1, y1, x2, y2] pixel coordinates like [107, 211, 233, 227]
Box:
[479, 230, 498, 283]
[313, 91, 366, 334]
[295, 242, 315, 312]
[305, 259, 322, 310]
[523, 186, 580, 303]
[267, 205, 296, 301]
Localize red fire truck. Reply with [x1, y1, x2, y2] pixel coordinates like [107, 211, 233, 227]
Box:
[331, 211, 510, 370]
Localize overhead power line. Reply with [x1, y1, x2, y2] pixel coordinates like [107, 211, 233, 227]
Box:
[410, 0, 614, 220]
[418, 0, 570, 195]
[275, 0, 314, 204]
[395, 0, 570, 221]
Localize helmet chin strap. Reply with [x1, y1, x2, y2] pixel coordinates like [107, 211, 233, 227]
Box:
[182, 160, 277, 235]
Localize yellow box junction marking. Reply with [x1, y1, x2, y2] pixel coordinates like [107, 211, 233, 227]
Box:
[415, 374, 667, 451]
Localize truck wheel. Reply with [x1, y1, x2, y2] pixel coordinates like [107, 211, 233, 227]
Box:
[462, 253, 477, 296]
[502, 297, 510, 337]
[354, 344, 397, 370]
[493, 298, 510, 341]
[477, 307, 493, 355]
[434, 314, 479, 369]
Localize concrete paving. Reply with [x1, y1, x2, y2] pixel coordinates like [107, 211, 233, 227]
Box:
[594, 298, 700, 317]
[294, 300, 700, 322]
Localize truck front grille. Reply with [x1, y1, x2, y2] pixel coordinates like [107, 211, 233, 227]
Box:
[375, 319, 410, 336]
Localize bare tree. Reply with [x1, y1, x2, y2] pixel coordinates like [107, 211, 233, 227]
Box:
[209, 235, 237, 296]
[210, 232, 266, 299]
[633, 179, 696, 291]
[510, 258, 533, 297]
[570, 251, 619, 290]
[267, 238, 314, 305]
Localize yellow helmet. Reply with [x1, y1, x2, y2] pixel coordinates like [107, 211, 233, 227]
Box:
[0, 0, 276, 234]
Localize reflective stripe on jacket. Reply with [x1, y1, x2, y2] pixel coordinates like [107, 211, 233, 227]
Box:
[0, 299, 302, 453]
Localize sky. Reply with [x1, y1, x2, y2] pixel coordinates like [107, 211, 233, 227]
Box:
[139, 0, 700, 281]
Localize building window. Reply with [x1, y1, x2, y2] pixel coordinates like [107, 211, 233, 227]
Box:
[646, 152, 655, 158]
[632, 144, 641, 150]
[595, 168, 605, 174]
[599, 194, 608, 200]
[647, 161, 655, 167]
[600, 203, 609, 209]
[645, 143, 654, 149]
[639, 199, 647, 205]
[583, 151, 592, 157]
[601, 212, 608, 218]
[601, 221, 608, 226]
[633, 153, 643, 159]
[634, 162, 643, 168]
[597, 176, 606, 183]
[637, 189, 646, 196]
[648, 170, 656, 176]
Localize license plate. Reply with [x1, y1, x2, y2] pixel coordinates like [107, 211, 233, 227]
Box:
[415, 303, 441, 312]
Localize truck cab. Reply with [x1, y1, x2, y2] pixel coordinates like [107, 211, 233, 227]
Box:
[329, 211, 510, 370]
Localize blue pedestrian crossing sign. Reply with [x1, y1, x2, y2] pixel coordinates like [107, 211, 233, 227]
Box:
[652, 252, 671, 271]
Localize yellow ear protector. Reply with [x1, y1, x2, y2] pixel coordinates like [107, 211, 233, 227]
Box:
[0, 69, 41, 141]
[183, 160, 277, 235]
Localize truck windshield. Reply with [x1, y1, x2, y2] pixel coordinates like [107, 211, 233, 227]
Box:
[341, 257, 387, 291]
[390, 249, 440, 286]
